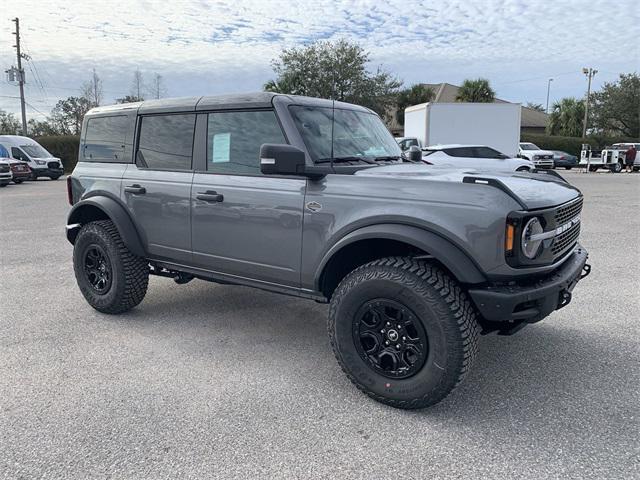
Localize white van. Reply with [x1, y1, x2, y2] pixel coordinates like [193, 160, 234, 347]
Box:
[0, 136, 64, 180]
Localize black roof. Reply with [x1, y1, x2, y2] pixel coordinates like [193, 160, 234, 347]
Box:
[86, 92, 372, 116]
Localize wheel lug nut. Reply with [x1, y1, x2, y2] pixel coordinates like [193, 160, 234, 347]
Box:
[385, 341, 390, 345]
[396, 344, 401, 349]
[381, 329, 385, 333]
[386, 322, 390, 326]
[402, 336, 406, 340]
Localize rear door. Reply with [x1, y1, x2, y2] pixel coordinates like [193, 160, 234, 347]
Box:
[191, 109, 305, 287]
[122, 113, 195, 263]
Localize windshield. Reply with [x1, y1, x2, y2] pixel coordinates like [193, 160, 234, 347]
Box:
[290, 106, 402, 162]
[21, 144, 51, 158]
[520, 143, 539, 151]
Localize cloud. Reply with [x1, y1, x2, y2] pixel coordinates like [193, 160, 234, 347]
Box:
[1, 0, 638, 117]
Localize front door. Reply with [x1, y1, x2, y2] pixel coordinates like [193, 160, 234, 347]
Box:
[122, 113, 196, 263]
[191, 109, 305, 287]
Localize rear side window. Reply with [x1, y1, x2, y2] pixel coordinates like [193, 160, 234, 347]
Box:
[444, 147, 475, 158]
[84, 115, 128, 162]
[137, 114, 196, 170]
[206, 110, 285, 175]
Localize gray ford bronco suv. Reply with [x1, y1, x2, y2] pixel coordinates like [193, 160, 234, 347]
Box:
[66, 92, 590, 408]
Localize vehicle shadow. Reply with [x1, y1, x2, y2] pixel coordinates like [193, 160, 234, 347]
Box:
[115, 278, 636, 420]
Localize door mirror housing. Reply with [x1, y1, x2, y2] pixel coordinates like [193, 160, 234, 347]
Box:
[407, 145, 422, 162]
[260, 144, 307, 176]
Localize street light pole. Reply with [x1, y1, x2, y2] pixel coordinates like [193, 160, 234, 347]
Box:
[12, 17, 28, 136]
[545, 78, 553, 114]
[582, 67, 597, 138]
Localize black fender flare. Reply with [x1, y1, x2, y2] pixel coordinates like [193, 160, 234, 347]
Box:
[314, 223, 487, 288]
[66, 196, 146, 257]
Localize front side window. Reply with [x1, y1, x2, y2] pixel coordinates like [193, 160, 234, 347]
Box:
[84, 115, 128, 162]
[290, 106, 401, 162]
[137, 114, 195, 170]
[206, 110, 286, 175]
[11, 147, 29, 161]
[0, 144, 8, 158]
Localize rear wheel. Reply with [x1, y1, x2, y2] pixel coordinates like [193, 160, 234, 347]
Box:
[13, 179, 23, 184]
[328, 257, 479, 409]
[565, 167, 572, 170]
[73, 220, 149, 314]
[589, 165, 599, 172]
[50, 175, 61, 180]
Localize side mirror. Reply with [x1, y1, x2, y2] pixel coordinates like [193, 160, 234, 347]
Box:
[407, 145, 422, 162]
[260, 144, 306, 176]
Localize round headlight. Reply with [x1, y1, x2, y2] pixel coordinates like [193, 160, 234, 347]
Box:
[522, 217, 544, 259]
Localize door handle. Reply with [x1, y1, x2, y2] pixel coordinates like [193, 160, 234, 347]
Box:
[196, 190, 224, 202]
[124, 184, 146, 194]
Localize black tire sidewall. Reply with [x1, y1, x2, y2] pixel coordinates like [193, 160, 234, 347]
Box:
[332, 272, 463, 404]
[73, 224, 127, 311]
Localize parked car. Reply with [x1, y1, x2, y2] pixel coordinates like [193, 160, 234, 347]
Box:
[0, 159, 13, 187]
[421, 144, 534, 172]
[0, 136, 64, 180]
[552, 151, 578, 170]
[518, 142, 554, 169]
[66, 93, 590, 409]
[5, 159, 32, 183]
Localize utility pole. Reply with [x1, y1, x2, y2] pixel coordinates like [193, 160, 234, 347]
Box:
[545, 78, 553, 114]
[12, 18, 28, 136]
[581, 67, 597, 138]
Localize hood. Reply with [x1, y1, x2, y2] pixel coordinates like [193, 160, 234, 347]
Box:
[354, 163, 581, 210]
[526, 149, 554, 156]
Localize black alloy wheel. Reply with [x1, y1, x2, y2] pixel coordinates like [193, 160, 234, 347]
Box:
[353, 299, 428, 379]
[83, 245, 112, 294]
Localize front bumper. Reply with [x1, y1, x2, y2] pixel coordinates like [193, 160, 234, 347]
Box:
[469, 245, 590, 329]
[32, 167, 63, 177]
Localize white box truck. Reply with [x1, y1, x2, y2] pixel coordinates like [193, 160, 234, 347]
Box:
[403, 102, 522, 157]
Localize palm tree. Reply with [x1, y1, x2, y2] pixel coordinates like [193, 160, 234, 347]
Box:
[456, 78, 495, 102]
[547, 98, 585, 137]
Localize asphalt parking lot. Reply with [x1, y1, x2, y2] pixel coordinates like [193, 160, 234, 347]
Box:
[0, 171, 638, 479]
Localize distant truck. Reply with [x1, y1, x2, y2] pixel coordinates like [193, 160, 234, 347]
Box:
[403, 102, 522, 158]
[579, 143, 640, 173]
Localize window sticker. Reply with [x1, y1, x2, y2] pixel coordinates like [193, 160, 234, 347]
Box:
[212, 133, 231, 163]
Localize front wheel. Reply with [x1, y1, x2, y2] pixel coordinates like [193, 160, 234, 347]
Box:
[565, 167, 573, 170]
[328, 257, 479, 409]
[515, 166, 530, 172]
[611, 162, 623, 173]
[73, 220, 149, 314]
[13, 179, 23, 184]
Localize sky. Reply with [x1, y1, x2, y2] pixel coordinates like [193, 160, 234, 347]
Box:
[1, 0, 639, 120]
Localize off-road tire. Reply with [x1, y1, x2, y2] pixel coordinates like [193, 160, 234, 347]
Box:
[328, 257, 479, 409]
[73, 220, 149, 314]
[611, 162, 623, 173]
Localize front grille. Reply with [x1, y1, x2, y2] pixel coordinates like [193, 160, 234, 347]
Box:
[552, 197, 583, 257]
[48, 161, 60, 169]
[555, 197, 583, 225]
[552, 223, 581, 255]
[0, 165, 9, 173]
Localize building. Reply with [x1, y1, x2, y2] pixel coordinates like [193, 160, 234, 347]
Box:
[388, 82, 549, 136]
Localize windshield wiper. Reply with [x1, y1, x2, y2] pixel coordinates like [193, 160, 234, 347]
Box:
[316, 156, 377, 165]
[374, 155, 403, 162]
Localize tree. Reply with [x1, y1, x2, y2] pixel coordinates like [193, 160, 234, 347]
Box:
[526, 102, 545, 112]
[547, 97, 585, 137]
[50, 96, 93, 135]
[395, 84, 434, 126]
[456, 78, 495, 102]
[264, 39, 402, 117]
[591, 73, 639, 138]
[0, 110, 21, 135]
[81, 68, 103, 107]
[131, 69, 144, 100]
[116, 95, 144, 104]
[147, 73, 167, 99]
[27, 118, 61, 136]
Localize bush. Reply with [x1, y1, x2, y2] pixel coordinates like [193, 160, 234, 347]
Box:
[520, 133, 638, 157]
[34, 135, 80, 173]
